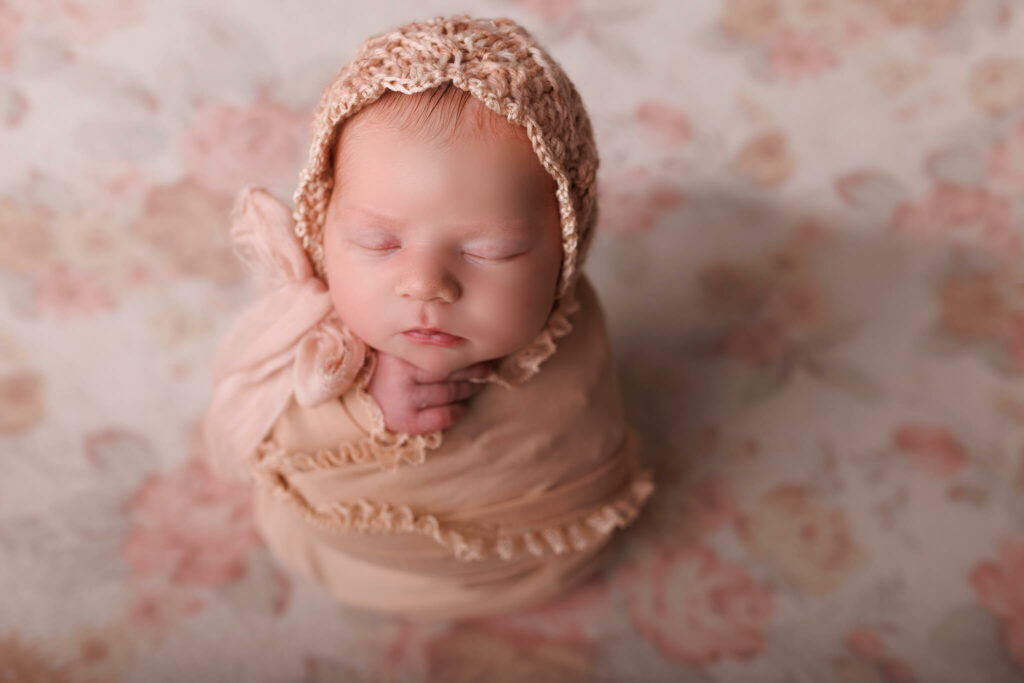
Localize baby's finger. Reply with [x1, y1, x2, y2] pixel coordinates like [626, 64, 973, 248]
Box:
[413, 402, 467, 433]
[372, 351, 422, 388]
[412, 381, 483, 409]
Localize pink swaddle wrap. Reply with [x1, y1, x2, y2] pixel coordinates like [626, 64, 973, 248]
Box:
[202, 189, 367, 482]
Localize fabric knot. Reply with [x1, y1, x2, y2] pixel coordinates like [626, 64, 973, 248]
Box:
[202, 187, 359, 481]
[294, 314, 367, 407]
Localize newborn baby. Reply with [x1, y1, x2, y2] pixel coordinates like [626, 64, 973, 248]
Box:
[202, 14, 654, 620]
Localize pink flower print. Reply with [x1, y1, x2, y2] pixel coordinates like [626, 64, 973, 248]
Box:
[890, 184, 1017, 254]
[510, 0, 581, 26]
[970, 537, 1024, 671]
[990, 119, 1024, 192]
[482, 577, 612, 645]
[0, 3, 22, 69]
[871, 58, 928, 95]
[54, 622, 136, 683]
[720, 320, 788, 366]
[135, 179, 243, 282]
[0, 634, 70, 682]
[0, 199, 56, 276]
[634, 100, 690, 146]
[597, 166, 683, 237]
[969, 57, 1024, 116]
[425, 624, 592, 682]
[721, 0, 785, 41]
[936, 269, 1008, 339]
[737, 484, 865, 595]
[845, 627, 918, 682]
[122, 585, 204, 645]
[621, 544, 774, 666]
[1009, 315, 1024, 372]
[182, 92, 307, 198]
[32, 264, 115, 318]
[0, 370, 45, 434]
[678, 474, 740, 540]
[732, 129, 795, 187]
[846, 627, 887, 660]
[697, 261, 772, 318]
[122, 457, 262, 587]
[764, 277, 831, 334]
[892, 423, 966, 478]
[765, 30, 839, 80]
[148, 307, 209, 347]
[784, 0, 878, 47]
[866, 0, 964, 28]
[880, 659, 919, 683]
[99, 166, 150, 208]
[35, 0, 143, 45]
[1, 85, 27, 127]
[54, 209, 135, 273]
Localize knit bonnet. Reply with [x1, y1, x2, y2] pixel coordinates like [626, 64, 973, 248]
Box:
[291, 14, 600, 384]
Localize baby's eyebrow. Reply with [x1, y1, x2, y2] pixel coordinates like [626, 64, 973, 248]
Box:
[342, 204, 531, 234]
[343, 205, 405, 228]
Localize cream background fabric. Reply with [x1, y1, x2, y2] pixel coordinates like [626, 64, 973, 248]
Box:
[2, 1, 1024, 680]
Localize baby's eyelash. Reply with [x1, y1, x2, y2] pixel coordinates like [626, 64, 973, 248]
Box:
[462, 250, 520, 263]
[349, 238, 399, 252]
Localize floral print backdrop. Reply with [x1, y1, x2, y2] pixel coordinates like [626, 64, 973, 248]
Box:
[2, 0, 1023, 681]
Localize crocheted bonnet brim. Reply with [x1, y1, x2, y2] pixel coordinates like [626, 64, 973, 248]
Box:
[291, 14, 600, 384]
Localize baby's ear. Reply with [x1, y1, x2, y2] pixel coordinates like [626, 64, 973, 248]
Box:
[230, 186, 315, 284]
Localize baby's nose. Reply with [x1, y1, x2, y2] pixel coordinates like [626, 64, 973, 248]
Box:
[395, 257, 460, 304]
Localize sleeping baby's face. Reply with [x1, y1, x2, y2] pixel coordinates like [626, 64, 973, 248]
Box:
[322, 95, 563, 379]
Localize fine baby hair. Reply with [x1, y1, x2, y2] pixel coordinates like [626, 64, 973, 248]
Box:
[332, 82, 534, 161]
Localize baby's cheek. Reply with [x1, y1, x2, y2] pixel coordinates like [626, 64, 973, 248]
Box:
[468, 282, 552, 354]
[328, 273, 375, 329]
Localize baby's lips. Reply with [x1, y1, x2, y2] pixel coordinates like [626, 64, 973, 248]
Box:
[403, 328, 466, 349]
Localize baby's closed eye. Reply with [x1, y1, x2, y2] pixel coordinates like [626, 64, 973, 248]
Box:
[348, 228, 400, 252]
[346, 231, 530, 263]
[460, 239, 530, 263]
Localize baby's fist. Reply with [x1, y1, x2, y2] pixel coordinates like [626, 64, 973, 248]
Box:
[366, 351, 491, 434]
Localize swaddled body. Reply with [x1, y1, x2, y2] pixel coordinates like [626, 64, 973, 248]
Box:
[251, 266, 651, 619]
[202, 15, 654, 619]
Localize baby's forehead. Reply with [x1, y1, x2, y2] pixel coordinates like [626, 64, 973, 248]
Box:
[331, 90, 558, 203]
[337, 88, 548, 167]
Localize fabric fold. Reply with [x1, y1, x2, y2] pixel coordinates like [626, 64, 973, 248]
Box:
[202, 187, 366, 480]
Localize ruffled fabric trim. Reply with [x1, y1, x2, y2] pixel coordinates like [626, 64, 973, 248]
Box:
[252, 465, 655, 563]
[250, 353, 445, 474]
[253, 429, 442, 474]
[492, 286, 580, 387]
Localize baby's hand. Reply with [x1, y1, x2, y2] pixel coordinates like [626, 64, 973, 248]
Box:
[366, 351, 492, 434]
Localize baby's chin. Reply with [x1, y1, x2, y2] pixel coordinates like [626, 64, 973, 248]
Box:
[385, 342, 490, 380]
